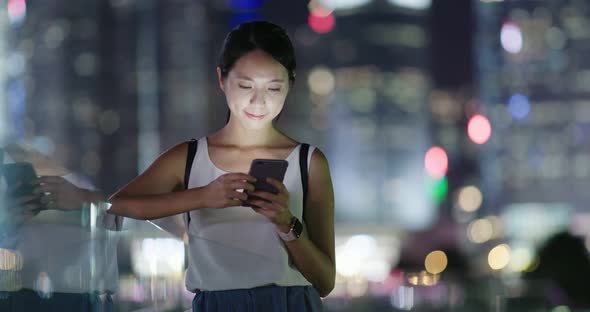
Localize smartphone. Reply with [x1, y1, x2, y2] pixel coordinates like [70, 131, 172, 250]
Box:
[246, 159, 288, 203]
[2, 162, 38, 197]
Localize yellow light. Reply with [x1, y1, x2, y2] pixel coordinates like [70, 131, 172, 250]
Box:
[488, 244, 511, 270]
[456, 186, 483, 212]
[523, 256, 540, 273]
[0, 248, 23, 271]
[467, 219, 493, 243]
[424, 250, 448, 274]
[406, 271, 440, 286]
[551, 306, 571, 312]
[508, 247, 533, 272]
[346, 274, 369, 298]
[485, 215, 504, 239]
[307, 67, 335, 96]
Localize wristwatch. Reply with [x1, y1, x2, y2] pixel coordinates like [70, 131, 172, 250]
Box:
[277, 216, 303, 242]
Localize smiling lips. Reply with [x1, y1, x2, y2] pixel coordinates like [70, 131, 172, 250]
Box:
[245, 112, 266, 120]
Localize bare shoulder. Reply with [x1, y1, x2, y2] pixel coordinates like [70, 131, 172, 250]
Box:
[310, 147, 331, 174]
[166, 141, 190, 159]
[156, 141, 190, 168]
[112, 141, 191, 197]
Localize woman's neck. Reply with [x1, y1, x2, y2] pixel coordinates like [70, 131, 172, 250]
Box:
[213, 120, 282, 147]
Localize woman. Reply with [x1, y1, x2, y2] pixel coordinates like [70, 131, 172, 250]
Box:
[109, 21, 335, 311]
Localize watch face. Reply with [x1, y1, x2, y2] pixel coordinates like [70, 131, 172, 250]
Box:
[292, 218, 303, 238]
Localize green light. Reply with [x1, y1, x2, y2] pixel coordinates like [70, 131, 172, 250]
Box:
[426, 176, 448, 203]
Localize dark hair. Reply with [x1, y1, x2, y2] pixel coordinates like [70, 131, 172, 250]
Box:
[218, 21, 296, 84]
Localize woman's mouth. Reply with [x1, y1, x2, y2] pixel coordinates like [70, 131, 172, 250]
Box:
[245, 112, 266, 120]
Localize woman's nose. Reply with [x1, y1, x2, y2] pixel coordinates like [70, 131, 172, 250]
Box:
[250, 89, 265, 106]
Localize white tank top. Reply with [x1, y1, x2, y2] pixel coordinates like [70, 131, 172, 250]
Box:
[185, 137, 315, 291]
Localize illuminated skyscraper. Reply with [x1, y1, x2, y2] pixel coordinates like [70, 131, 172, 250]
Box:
[475, 0, 590, 236]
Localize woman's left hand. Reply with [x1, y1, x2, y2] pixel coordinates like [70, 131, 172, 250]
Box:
[38, 176, 89, 211]
[247, 178, 293, 232]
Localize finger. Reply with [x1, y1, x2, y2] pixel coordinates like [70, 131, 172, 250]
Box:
[251, 207, 266, 214]
[243, 183, 255, 192]
[229, 182, 255, 192]
[226, 199, 242, 207]
[249, 191, 280, 203]
[232, 191, 248, 201]
[247, 199, 279, 211]
[39, 184, 60, 194]
[266, 178, 288, 194]
[40, 194, 53, 205]
[224, 173, 257, 183]
[46, 201, 57, 210]
[31, 186, 43, 195]
[251, 207, 276, 220]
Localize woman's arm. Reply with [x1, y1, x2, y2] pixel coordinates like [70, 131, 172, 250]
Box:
[249, 148, 336, 297]
[108, 143, 255, 220]
[108, 143, 196, 220]
[284, 148, 335, 297]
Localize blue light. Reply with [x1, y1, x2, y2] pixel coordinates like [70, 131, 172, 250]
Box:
[229, 12, 262, 28]
[228, 0, 264, 10]
[508, 93, 530, 120]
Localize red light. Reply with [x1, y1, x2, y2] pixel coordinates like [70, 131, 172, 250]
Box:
[468, 114, 492, 144]
[7, 0, 26, 21]
[308, 9, 335, 34]
[425, 146, 448, 179]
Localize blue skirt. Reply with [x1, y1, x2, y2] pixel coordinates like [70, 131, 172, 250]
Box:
[192, 285, 323, 312]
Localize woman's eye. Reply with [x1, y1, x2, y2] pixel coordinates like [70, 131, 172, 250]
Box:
[269, 88, 281, 92]
[238, 85, 251, 89]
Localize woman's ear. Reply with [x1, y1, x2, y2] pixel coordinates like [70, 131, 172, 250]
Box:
[216, 67, 225, 92]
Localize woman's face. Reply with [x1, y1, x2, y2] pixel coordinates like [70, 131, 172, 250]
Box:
[218, 49, 290, 130]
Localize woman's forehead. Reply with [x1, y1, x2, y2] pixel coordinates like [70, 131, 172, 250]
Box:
[229, 50, 288, 80]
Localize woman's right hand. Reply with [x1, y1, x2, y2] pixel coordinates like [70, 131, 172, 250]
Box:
[1, 181, 44, 228]
[202, 173, 256, 208]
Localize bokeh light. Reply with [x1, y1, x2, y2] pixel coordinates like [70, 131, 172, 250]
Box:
[387, 0, 431, 10]
[424, 146, 448, 179]
[346, 275, 369, 297]
[456, 185, 483, 212]
[426, 176, 448, 204]
[308, 0, 334, 16]
[467, 218, 493, 244]
[229, 11, 262, 28]
[500, 22, 523, 54]
[316, 0, 371, 10]
[307, 67, 335, 95]
[99, 110, 121, 135]
[507, 93, 530, 120]
[7, 0, 26, 25]
[545, 26, 567, 50]
[467, 114, 492, 144]
[132, 238, 185, 277]
[308, 9, 335, 34]
[508, 247, 533, 272]
[406, 270, 440, 286]
[35, 272, 53, 299]
[424, 250, 448, 274]
[228, 0, 264, 10]
[552, 306, 572, 312]
[391, 286, 414, 310]
[488, 244, 511, 270]
[0, 248, 23, 271]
